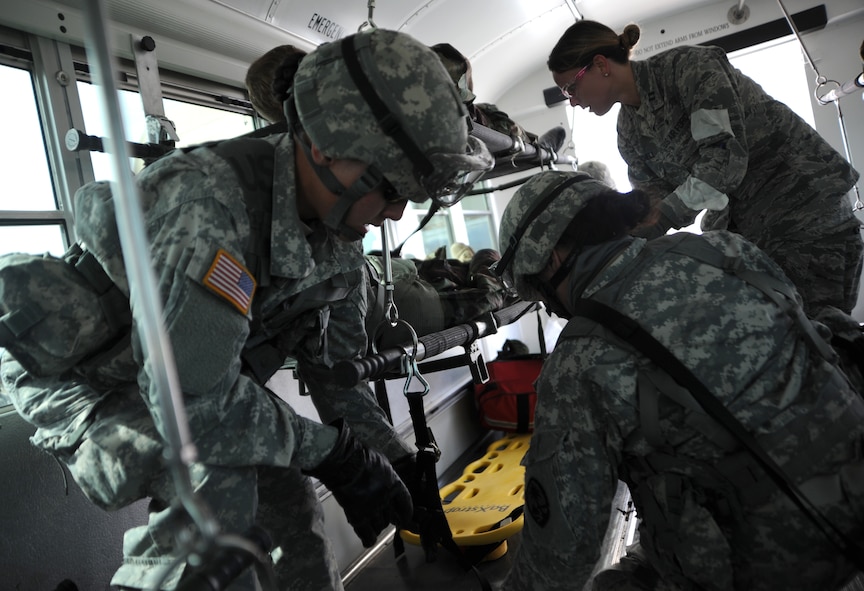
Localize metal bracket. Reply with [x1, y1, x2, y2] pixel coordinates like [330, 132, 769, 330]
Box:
[130, 34, 179, 143]
[464, 341, 489, 385]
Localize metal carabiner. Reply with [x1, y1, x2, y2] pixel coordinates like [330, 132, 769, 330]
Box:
[403, 354, 431, 398]
[399, 321, 430, 398]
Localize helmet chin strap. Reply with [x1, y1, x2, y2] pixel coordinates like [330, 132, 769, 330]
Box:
[297, 136, 384, 241]
[539, 246, 582, 319]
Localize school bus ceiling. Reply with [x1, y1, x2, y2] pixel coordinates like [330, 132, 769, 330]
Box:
[0, 0, 859, 102]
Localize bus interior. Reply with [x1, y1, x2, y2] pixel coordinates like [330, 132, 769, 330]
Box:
[1, 0, 863, 589]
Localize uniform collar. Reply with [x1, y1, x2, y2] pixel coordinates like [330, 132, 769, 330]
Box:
[269, 133, 364, 279]
[568, 237, 646, 302]
[268, 133, 317, 279]
[629, 59, 664, 116]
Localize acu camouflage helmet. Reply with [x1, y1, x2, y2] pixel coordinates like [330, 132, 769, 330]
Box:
[496, 170, 614, 302]
[292, 28, 493, 207]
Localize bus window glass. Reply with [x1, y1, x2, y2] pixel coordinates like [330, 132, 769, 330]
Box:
[1, 64, 57, 211]
[461, 193, 495, 251]
[163, 99, 255, 147]
[0, 224, 67, 257]
[77, 82, 147, 180]
[464, 214, 495, 250]
[418, 214, 454, 256]
[460, 194, 489, 211]
[78, 83, 255, 180]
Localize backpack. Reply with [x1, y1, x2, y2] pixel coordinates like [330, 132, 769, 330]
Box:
[0, 136, 277, 381]
[0, 246, 131, 377]
[365, 248, 514, 350]
[473, 339, 542, 433]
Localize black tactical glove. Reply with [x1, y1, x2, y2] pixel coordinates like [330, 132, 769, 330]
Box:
[392, 454, 423, 532]
[304, 420, 413, 547]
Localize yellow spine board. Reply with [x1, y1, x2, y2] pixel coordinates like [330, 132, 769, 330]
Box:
[401, 433, 530, 547]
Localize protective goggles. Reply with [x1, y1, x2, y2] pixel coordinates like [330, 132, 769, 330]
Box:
[341, 35, 493, 208]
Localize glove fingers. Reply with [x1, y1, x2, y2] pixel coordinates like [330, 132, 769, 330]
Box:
[353, 521, 378, 548]
[388, 486, 414, 529]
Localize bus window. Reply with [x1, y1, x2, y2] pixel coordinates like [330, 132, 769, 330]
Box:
[460, 193, 496, 252]
[77, 81, 147, 180]
[372, 193, 497, 259]
[164, 98, 255, 147]
[0, 224, 66, 257]
[0, 63, 67, 256]
[77, 83, 255, 180]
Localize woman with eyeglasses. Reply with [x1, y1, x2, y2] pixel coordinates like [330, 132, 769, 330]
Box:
[547, 20, 862, 322]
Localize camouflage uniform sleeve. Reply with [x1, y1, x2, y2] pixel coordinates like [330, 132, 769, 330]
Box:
[136, 155, 335, 471]
[623, 49, 751, 238]
[618, 121, 699, 237]
[295, 274, 414, 462]
[666, 48, 748, 212]
[508, 334, 636, 590]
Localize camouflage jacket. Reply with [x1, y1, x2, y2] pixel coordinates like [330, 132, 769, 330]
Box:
[530, 230, 864, 589]
[16, 132, 411, 465]
[618, 45, 859, 243]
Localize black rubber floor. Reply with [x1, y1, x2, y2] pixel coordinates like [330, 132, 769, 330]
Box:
[345, 432, 519, 591]
[345, 530, 520, 591]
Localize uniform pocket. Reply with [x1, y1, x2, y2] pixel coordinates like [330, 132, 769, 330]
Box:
[522, 429, 578, 546]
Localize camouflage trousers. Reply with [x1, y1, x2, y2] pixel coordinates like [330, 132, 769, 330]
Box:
[10, 383, 342, 590]
[760, 218, 863, 316]
[111, 461, 342, 591]
[501, 424, 864, 591]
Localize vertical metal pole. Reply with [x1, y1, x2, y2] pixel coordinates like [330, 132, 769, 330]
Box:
[775, 0, 861, 205]
[79, 0, 217, 537]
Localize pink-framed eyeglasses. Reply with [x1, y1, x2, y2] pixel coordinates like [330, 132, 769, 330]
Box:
[560, 64, 591, 99]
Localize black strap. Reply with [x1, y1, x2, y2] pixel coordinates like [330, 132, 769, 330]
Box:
[516, 393, 531, 433]
[569, 298, 864, 572]
[535, 307, 547, 358]
[398, 390, 492, 591]
[207, 138, 275, 290]
[392, 203, 440, 257]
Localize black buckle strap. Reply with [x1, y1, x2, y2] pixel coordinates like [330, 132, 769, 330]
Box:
[340, 35, 434, 178]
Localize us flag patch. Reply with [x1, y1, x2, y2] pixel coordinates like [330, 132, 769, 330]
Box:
[202, 249, 257, 314]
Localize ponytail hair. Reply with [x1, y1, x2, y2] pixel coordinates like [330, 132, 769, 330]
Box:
[246, 45, 308, 123]
[548, 20, 641, 72]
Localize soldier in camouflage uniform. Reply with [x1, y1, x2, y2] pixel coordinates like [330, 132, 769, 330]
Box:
[495, 170, 864, 591]
[0, 29, 492, 590]
[547, 20, 863, 318]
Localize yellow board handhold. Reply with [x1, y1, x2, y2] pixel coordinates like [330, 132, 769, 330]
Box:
[401, 433, 530, 548]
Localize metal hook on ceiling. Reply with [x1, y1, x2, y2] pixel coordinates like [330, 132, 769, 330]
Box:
[358, 0, 377, 31]
[728, 0, 750, 25]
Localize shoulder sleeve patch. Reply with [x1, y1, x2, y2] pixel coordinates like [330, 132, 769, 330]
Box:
[202, 248, 257, 314]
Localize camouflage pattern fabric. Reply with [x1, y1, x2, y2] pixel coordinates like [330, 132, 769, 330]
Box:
[618, 45, 863, 315]
[503, 230, 864, 591]
[2, 130, 411, 590]
[293, 28, 470, 204]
